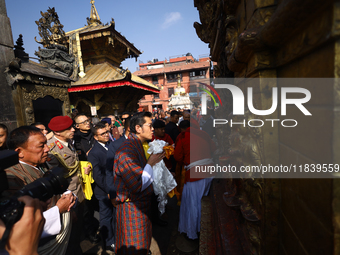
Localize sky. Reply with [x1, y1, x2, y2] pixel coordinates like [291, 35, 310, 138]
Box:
[5, 0, 210, 72]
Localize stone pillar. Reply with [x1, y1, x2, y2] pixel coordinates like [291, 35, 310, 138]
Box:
[0, 0, 17, 130]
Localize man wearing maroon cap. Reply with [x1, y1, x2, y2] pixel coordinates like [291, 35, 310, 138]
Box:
[46, 116, 84, 201]
[47, 115, 85, 254]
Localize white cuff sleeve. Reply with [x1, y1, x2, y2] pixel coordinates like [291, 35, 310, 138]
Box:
[63, 190, 78, 208]
[41, 206, 61, 238]
[141, 164, 154, 191]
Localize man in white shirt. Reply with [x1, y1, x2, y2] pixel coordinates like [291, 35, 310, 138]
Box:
[88, 122, 115, 252]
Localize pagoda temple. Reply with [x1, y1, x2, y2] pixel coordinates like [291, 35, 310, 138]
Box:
[65, 0, 159, 116]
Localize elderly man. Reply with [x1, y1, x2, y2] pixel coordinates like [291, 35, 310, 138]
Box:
[47, 115, 87, 254]
[183, 110, 190, 121]
[113, 112, 165, 255]
[73, 114, 99, 243]
[107, 115, 121, 140]
[73, 114, 94, 161]
[3, 126, 75, 254]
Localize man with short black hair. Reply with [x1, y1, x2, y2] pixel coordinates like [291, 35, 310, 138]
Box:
[3, 125, 76, 254]
[0, 124, 8, 151]
[88, 122, 115, 252]
[121, 112, 130, 125]
[153, 119, 172, 142]
[31, 122, 48, 135]
[165, 110, 180, 143]
[102, 118, 116, 141]
[113, 112, 165, 254]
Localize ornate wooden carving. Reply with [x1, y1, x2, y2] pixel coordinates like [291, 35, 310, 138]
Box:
[34, 7, 75, 77]
[223, 111, 264, 254]
[34, 7, 67, 48]
[21, 84, 70, 125]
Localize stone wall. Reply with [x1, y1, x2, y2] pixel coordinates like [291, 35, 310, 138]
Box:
[0, 0, 17, 130]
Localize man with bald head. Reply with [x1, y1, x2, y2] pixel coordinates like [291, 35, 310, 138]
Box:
[183, 110, 190, 121]
[178, 110, 190, 124]
[73, 114, 94, 161]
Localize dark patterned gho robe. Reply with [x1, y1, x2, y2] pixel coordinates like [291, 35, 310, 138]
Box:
[113, 133, 153, 255]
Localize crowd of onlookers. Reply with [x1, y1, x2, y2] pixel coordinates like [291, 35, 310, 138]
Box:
[0, 107, 217, 255]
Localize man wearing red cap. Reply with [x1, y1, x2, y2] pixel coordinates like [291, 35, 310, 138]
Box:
[47, 115, 84, 202]
[47, 115, 85, 254]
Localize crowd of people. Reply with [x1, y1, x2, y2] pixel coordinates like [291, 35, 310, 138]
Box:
[0, 108, 217, 255]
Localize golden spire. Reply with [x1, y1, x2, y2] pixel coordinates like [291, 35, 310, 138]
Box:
[177, 74, 182, 88]
[89, 0, 101, 24]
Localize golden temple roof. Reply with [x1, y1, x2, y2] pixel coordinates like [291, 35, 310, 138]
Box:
[65, 22, 109, 36]
[71, 62, 159, 90]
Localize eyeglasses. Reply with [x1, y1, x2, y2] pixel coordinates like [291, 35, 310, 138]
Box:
[76, 119, 90, 125]
[98, 130, 109, 136]
[143, 123, 153, 129]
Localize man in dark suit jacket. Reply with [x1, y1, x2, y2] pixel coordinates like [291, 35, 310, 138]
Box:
[88, 122, 115, 252]
[106, 117, 131, 200]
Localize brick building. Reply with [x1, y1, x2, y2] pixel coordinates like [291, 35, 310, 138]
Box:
[134, 53, 214, 112]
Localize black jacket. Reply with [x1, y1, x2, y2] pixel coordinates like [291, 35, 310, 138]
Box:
[165, 122, 180, 143]
[105, 136, 126, 199]
[88, 141, 109, 197]
[73, 129, 95, 161]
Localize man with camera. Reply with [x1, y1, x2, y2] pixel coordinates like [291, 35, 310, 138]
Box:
[0, 196, 45, 255]
[2, 126, 76, 255]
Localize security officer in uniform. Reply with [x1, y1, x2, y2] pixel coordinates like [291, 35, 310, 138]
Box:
[47, 115, 86, 255]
